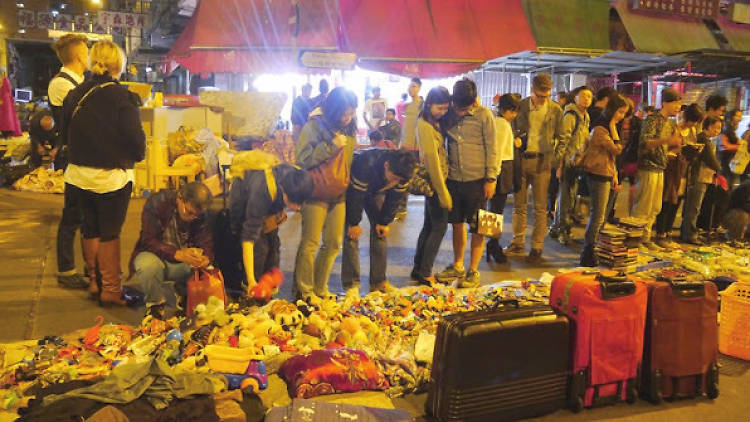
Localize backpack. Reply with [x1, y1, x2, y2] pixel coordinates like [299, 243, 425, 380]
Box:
[230, 150, 281, 200]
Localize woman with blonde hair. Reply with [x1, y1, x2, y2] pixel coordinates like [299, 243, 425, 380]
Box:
[60, 40, 145, 306]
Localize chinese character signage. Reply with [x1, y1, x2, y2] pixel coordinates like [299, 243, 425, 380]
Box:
[631, 0, 719, 20]
[17, 10, 35, 28]
[97, 11, 147, 29]
[74, 15, 89, 31]
[37, 12, 55, 30]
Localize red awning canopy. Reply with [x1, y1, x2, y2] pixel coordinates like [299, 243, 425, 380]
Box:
[338, 0, 537, 77]
[167, 0, 339, 74]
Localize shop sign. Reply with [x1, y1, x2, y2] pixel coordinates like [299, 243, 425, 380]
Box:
[92, 23, 109, 34]
[97, 11, 147, 29]
[56, 14, 73, 32]
[37, 12, 55, 30]
[74, 15, 90, 31]
[17, 10, 36, 28]
[631, 0, 719, 20]
[300, 51, 357, 70]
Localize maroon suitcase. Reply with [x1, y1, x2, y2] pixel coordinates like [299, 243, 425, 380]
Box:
[638, 273, 719, 403]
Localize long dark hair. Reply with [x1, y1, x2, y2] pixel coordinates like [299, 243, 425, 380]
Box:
[321, 86, 358, 136]
[419, 86, 451, 126]
[603, 94, 628, 124]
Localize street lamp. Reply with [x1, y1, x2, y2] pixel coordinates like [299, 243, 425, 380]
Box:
[91, 0, 102, 6]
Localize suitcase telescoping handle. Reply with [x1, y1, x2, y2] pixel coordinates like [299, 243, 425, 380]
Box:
[596, 272, 636, 300]
[665, 279, 705, 298]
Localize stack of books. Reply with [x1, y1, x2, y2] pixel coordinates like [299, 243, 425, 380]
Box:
[595, 218, 647, 272]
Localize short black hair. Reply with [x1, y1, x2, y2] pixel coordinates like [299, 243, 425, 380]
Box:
[595, 86, 618, 102]
[683, 103, 705, 123]
[319, 79, 329, 94]
[572, 85, 593, 97]
[386, 108, 396, 115]
[411, 77, 422, 86]
[496, 93, 522, 115]
[278, 165, 313, 205]
[368, 129, 384, 142]
[705, 94, 727, 112]
[603, 94, 628, 123]
[703, 116, 722, 130]
[178, 182, 212, 212]
[401, 93, 408, 101]
[452, 78, 477, 108]
[384, 149, 417, 181]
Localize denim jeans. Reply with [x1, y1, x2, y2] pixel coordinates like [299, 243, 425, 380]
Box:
[294, 200, 345, 297]
[681, 182, 708, 241]
[582, 175, 611, 253]
[413, 195, 449, 278]
[134, 251, 192, 307]
[342, 194, 387, 291]
[56, 183, 83, 275]
[552, 164, 579, 234]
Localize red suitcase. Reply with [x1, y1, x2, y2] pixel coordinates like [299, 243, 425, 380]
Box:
[638, 272, 719, 403]
[550, 271, 647, 412]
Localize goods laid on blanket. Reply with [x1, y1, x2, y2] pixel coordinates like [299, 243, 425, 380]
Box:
[0, 281, 549, 413]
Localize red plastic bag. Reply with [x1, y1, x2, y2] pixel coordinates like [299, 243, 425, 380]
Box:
[187, 268, 226, 316]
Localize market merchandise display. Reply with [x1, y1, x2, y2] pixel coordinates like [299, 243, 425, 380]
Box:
[596, 218, 646, 271]
[12, 167, 64, 194]
[0, 280, 551, 417]
[642, 244, 750, 279]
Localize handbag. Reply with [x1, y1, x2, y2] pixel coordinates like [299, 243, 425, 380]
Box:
[308, 133, 351, 201]
[730, 140, 749, 175]
[186, 267, 226, 316]
[476, 209, 504, 239]
[408, 164, 434, 196]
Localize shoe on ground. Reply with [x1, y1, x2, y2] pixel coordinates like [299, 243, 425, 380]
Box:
[654, 239, 673, 250]
[318, 291, 337, 302]
[459, 270, 481, 288]
[505, 244, 526, 256]
[436, 264, 466, 283]
[344, 286, 361, 302]
[548, 227, 560, 239]
[373, 280, 398, 293]
[558, 232, 572, 246]
[641, 241, 663, 251]
[145, 303, 165, 320]
[410, 269, 420, 280]
[57, 273, 89, 289]
[680, 237, 703, 246]
[525, 249, 544, 264]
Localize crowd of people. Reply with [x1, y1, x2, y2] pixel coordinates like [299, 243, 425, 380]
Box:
[40, 35, 750, 320]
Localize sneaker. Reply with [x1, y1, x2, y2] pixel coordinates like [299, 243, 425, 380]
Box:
[436, 264, 466, 283]
[641, 241, 663, 251]
[505, 244, 526, 256]
[459, 270, 481, 288]
[394, 211, 407, 221]
[145, 304, 165, 320]
[57, 273, 89, 289]
[680, 237, 703, 246]
[548, 227, 560, 239]
[525, 249, 543, 265]
[373, 281, 398, 293]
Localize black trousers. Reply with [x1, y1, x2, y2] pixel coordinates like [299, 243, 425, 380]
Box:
[56, 183, 84, 273]
[68, 182, 132, 241]
[253, 229, 280, 280]
[654, 198, 683, 236]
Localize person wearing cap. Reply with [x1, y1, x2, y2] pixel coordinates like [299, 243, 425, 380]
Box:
[631, 87, 683, 250]
[341, 148, 416, 299]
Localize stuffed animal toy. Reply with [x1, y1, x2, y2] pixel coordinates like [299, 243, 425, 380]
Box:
[247, 267, 283, 302]
[194, 296, 230, 327]
[268, 300, 304, 329]
[302, 311, 328, 338]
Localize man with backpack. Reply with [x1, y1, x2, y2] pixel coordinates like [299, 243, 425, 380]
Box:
[341, 149, 415, 299]
[50, 34, 89, 289]
[549, 86, 593, 245]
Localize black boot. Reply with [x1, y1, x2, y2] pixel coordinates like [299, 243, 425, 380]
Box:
[579, 246, 597, 267]
[486, 239, 508, 264]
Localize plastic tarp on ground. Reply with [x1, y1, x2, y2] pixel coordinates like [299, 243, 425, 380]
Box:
[613, 0, 719, 54]
[338, 0, 537, 77]
[522, 0, 610, 51]
[168, 0, 338, 74]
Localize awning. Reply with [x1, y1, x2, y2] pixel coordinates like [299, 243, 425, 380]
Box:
[522, 0, 610, 53]
[717, 16, 750, 53]
[613, 0, 719, 54]
[167, 0, 338, 74]
[338, 0, 536, 78]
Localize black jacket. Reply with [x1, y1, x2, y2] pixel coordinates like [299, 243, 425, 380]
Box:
[345, 148, 409, 227]
[229, 165, 288, 243]
[29, 110, 57, 149]
[62, 73, 145, 169]
[729, 181, 750, 214]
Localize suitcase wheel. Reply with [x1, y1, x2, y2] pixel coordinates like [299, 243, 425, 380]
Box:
[649, 390, 662, 405]
[627, 386, 638, 404]
[707, 385, 719, 400]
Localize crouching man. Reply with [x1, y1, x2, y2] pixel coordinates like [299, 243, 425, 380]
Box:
[130, 182, 214, 319]
[341, 149, 416, 299]
[230, 164, 313, 291]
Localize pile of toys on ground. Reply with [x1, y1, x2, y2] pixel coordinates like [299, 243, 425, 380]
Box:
[0, 279, 550, 420]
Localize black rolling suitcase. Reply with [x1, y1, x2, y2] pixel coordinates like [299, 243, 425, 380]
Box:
[426, 301, 569, 422]
[212, 164, 246, 297]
